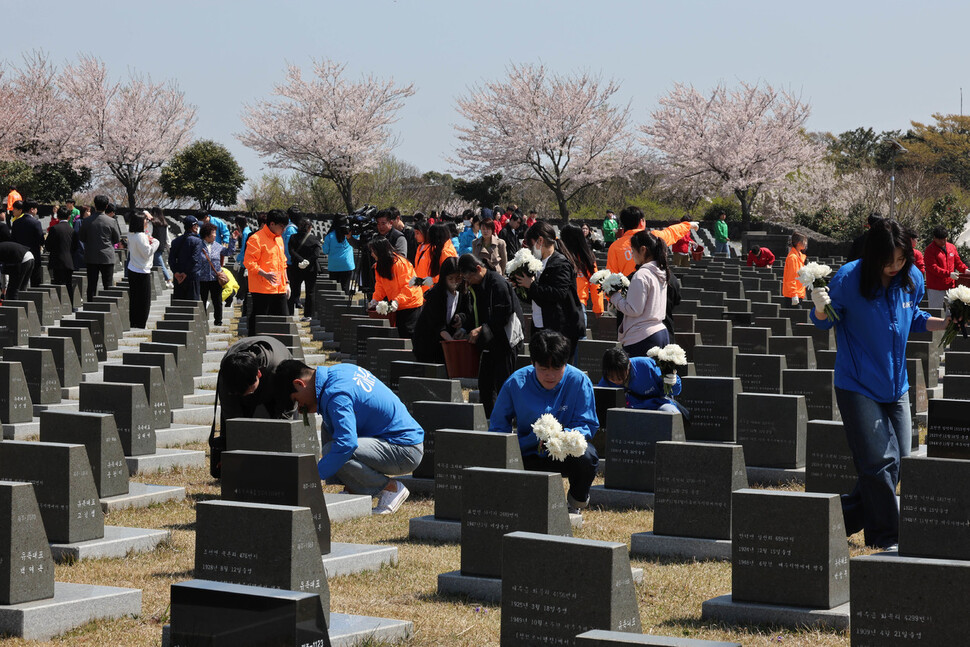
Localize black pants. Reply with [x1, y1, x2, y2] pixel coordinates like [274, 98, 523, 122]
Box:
[6, 258, 33, 300]
[286, 266, 299, 314]
[29, 252, 43, 287]
[173, 276, 200, 301]
[522, 443, 599, 503]
[478, 343, 518, 418]
[394, 305, 422, 340]
[128, 271, 152, 328]
[86, 263, 114, 301]
[200, 280, 224, 325]
[51, 268, 74, 304]
[623, 329, 670, 358]
[249, 292, 288, 335]
[291, 268, 317, 319]
[329, 269, 352, 294]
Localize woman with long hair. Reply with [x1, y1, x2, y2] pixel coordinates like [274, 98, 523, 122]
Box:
[811, 219, 950, 550]
[288, 218, 322, 321]
[412, 256, 468, 364]
[414, 222, 457, 292]
[322, 217, 355, 294]
[368, 237, 424, 339]
[126, 212, 160, 328]
[560, 224, 604, 317]
[150, 207, 173, 287]
[609, 230, 670, 356]
[783, 232, 808, 304]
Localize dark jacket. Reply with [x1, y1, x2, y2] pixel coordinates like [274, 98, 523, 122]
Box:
[11, 214, 44, 258]
[0, 241, 29, 266]
[45, 221, 78, 271]
[80, 213, 121, 265]
[288, 231, 322, 271]
[217, 335, 296, 431]
[382, 227, 407, 257]
[413, 281, 468, 363]
[401, 226, 418, 264]
[499, 224, 522, 254]
[528, 252, 585, 345]
[169, 232, 206, 279]
[464, 268, 523, 353]
[664, 268, 681, 340]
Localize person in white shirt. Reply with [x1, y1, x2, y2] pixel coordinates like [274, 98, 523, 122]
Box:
[126, 212, 160, 329]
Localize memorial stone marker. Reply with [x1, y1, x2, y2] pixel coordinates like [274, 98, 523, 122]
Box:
[783, 369, 839, 421]
[39, 411, 129, 499]
[604, 410, 685, 491]
[411, 402, 487, 479]
[736, 393, 807, 468]
[677, 377, 742, 442]
[434, 431, 522, 521]
[0, 362, 32, 424]
[79, 382, 156, 456]
[2, 347, 61, 404]
[0, 482, 56, 605]
[898, 456, 970, 560]
[103, 364, 170, 430]
[27, 337, 81, 389]
[734, 354, 786, 395]
[804, 421, 855, 495]
[224, 418, 320, 459]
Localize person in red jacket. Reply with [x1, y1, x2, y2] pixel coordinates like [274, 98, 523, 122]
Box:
[924, 225, 969, 309]
[910, 232, 925, 274]
[746, 245, 776, 268]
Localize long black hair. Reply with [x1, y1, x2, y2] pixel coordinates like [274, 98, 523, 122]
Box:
[368, 237, 401, 281]
[524, 220, 572, 264]
[427, 223, 451, 276]
[630, 230, 669, 273]
[560, 224, 597, 278]
[860, 219, 915, 298]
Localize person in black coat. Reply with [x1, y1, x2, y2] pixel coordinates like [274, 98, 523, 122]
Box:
[45, 207, 79, 301]
[287, 218, 322, 321]
[514, 222, 585, 354]
[459, 254, 524, 417]
[11, 200, 44, 287]
[499, 211, 524, 253]
[168, 216, 205, 300]
[0, 241, 33, 300]
[412, 257, 468, 364]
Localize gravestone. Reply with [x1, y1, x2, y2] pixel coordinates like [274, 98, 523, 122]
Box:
[943, 375, 970, 400]
[2, 348, 61, 404]
[944, 351, 970, 376]
[434, 431, 523, 521]
[576, 632, 741, 647]
[692, 346, 737, 377]
[768, 336, 815, 370]
[794, 322, 835, 352]
[224, 418, 320, 459]
[460, 468, 572, 578]
[677, 377, 742, 442]
[151, 330, 202, 378]
[906, 340, 939, 389]
[604, 410, 685, 492]
[815, 350, 837, 370]
[593, 387, 626, 447]
[103, 365, 170, 430]
[907, 358, 928, 423]
[27, 337, 81, 389]
[139, 342, 194, 396]
[735, 354, 786, 394]
[194, 500, 329, 620]
[74, 311, 118, 351]
[576, 340, 618, 383]
[0, 482, 55, 604]
[39, 411, 129, 499]
[733, 327, 770, 355]
[736, 393, 807, 468]
[501, 531, 641, 645]
[398, 377, 462, 413]
[783, 369, 839, 421]
[122, 351, 183, 411]
[804, 420, 855, 495]
[0, 307, 28, 348]
[898, 456, 970, 560]
[221, 451, 330, 555]
[82, 301, 125, 335]
[79, 382, 156, 456]
[388, 360, 447, 390]
[0, 441, 104, 543]
[694, 320, 731, 346]
[355, 325, 398, 359]
[730, 490, 849, 608]
[411, 402, 487, 479]
[60, 318, 107, 362]
[755, 317, 791, 337]
[1, 301, 41, 336]
[652, 442, 747, 540]
[926, 398, 970, 459]
[0, 362, 32, 424]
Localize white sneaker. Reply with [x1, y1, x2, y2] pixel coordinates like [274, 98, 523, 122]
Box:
[372, 481, 409, 515]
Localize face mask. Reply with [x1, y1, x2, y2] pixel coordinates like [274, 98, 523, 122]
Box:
[533, 245, 543, 257]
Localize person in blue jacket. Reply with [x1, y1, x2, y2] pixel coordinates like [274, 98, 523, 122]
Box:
[277, 359, 424, 515]
[283, 207, 301, 314]
[457, 212, 480, 256]
[201, 212, 230, 246]
[489, 330, 599, 516]
[322, 217, 356, 294]
[598, 347, 681, 412]
[810, 219, 950, 550]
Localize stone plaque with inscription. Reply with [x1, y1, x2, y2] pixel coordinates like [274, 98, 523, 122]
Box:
[782, 369, 839, 421]
[653, 441, 748, 540]
[103, 364, 171, 431]
[0, 361, 32, 424]
[576, 340, 619, 384]
[0, 441, 105, 543]
[194, 500, 329, 622]
[39, 411, 129, 498]
[898, 456, 970, 560]
[733, 327, 771, 355]
[434, 431, 522, 521]
[79, 382, 156, 457]
[805, 421, 856, 495]
[75, 311, 118, 351]
[768, 336, 816, 370]
[0, 482, 55, 605]
[47, 326, 99, 371]
[926, 398, 970, 459]
[122, 351, 183, 411]
[411, 402, 487, 479]
[60, 318, 107, 362]
[225, 418, 320, 459]
[221, 451, 331, 556]
[460, 467, 571, 578]
[139, 342, 194, 396]
[604, 409, 685, 492]
[27, 336, 81, 389]
[501, 531, 641, 646]
[576, 631, 742, 646]
[736, 393, 807, 468]
[2, 347, 61, 404]
[692, 346, 738, 378]
[906, 340, 939, 389]
[735, 354, 786, 395]
[398, 377, 462, 413]
[0, 306, 28, 348]
[677, 376, 742, 442]
[732, 489, 849, 609]
[694, 319, 731, 346]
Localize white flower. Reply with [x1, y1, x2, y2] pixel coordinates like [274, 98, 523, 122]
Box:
[375, 301, 390, 315]
[531, 413, 563, 442]
[797, 262, 832, 290]
[507, 248, 543, 277]
[661, 344, 687, 366]
[544, 434, 567, 461]
[646, 346, 661, 358]
[600, 272, 630, 297]
[946, 285, 970, 305]
[589, 269, 610, 285]
[560, 430, 588, 458]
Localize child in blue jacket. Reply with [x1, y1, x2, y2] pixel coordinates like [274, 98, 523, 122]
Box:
[597, 348, 681, 412]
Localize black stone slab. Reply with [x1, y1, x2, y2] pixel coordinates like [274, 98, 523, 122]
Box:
[804, 421, 855, 495]
[653, 441, 747, 540]
[0, 307, 29, 348]
[734, 354, 786, 395]
[122, 352, 183, 411]
[434, 431, 523, 521]
[782, 369, 839, 421]
[754, 317, 791, 337]
[767, 336, 815, 370]
[793, 322, 835, 352]
[732, 489, 849, 608]
[0, 362, 32, 424]
[15, 290, 55, 327]
[79, 382, 156, 456]
[388, 360, 448, 390]
[736, 393, 807, 468]
[169, 579, 329, 647]
[945, 351, 970, 376]
[364, 338, 411, 375]
[398, 377, 462, 413]
[576, 340, 619, 383]
[0, 482, 55, 605]
[155, 320, 203, 358]
[604, 410, 685, 492]
[943, 374, 970, 400]
[140, 342, 194, 395]
[27, 336, 81, 389]
[692, 346, 737, 377]
[59, 319, 107, 362]
[0, 441, 104, 543]
[103, 364, 171, 431]
[749, 302, 780, 319]
[898, 456, 970, 560]
[222, 450, 330, 556]
[0, 301, 41, 337]
[39, 411, 129, 498]
[815, 350, 837, 370]
[37, 283, 71, 316]
[576, 632, 741, 646]
[74, 311, 118, 351]
[151, 330, 202, 378]
[194, 500, 329, 620]
[224, 418, 320, 458]
[82, 301, 125, 335]
[411, 402, 487, 479]
[906, 340, 939, 388]
[593, 387, 626, 444]
[677, 376, 742, 442]
[501, 531, 641, 645]
[694, 319, 731, 346]
[695, 305, 726, 321]
[733, 327, 770, 355]
[2, 348, 61, 404]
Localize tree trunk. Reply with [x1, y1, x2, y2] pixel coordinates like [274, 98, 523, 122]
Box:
[125, 182, 138, 210]
[335, 176, 355, 215]
[735, 188, 752, 231]
[555, 189, 569, 222]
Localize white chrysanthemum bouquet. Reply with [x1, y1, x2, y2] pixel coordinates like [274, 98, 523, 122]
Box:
[506, 248, 543, 301]
[647, 344, 688, 396]
[531, 413, 587, 461]
[589, 270, 630, 299]
[797, 262, 839, 321]
[375, 299, 398, 316]
[940, 285, 970, 348]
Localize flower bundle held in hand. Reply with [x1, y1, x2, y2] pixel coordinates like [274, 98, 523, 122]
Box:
[506, 248, 543, 302]
[589, 270, 630, 298]
[647, 344, 688, 396]
[940, 285, 970, 348]
[531, 413, 587, 462]
[375, 299, 398, 316]
[797, 262, 839, 321]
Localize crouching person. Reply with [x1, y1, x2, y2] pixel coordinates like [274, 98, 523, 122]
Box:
[276, 359, 424, 515]
[488, 330, 599, 517]
[598, 347, 682, 412]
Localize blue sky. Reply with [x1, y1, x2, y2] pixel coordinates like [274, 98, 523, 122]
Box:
[9, 0, 968, 186]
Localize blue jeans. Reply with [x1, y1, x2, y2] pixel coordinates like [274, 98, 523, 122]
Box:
[623, 329, 670, 358]
[715, 241, 730, 256]
[835, 387, 911, 548]
[153, 248, 172, 280]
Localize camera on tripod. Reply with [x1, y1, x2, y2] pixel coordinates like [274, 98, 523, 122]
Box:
[348, 205, 379, 242]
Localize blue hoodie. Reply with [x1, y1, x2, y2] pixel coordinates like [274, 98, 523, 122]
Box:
[458, 227, 479, 256]
[236, 225, 252, 266]
[810, 260, 930, 403]
[597, 356, 681, 410]
[283, 222, 298, 264]
[210, 216, 230, 246]
[321, 230, 355, 273]
[489, 364, 599, 457]
[314, 364, 424, 480]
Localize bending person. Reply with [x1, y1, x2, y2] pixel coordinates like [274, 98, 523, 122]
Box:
[598, 347, 681, 412]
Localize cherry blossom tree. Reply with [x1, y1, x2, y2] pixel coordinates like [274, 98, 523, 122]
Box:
[61, 55, 196, 209]
[641, 82, 823, 230]
[452, 64, 639, 221]
[238, 59, 415, 215]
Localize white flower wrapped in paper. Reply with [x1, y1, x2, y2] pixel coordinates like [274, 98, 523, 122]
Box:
[601, 273, 630, 298]
[649, 343, 688, 395]
[941, 285, 970, 348]
[946, 285, 970, 305]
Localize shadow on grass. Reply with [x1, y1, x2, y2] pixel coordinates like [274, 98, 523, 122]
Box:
[657, 615, 846, 637]
[415, 589, 500, 607]
[152, 568, 194, 580]
[375, 535, 458, 548]
[188, 492, 220, 503]
[165, 521, 196, 532]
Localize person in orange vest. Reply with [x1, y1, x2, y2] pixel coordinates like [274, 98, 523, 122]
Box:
[244, 209, 290, 335]
[413, 223, 457, 292]
[561, 224, 604, 317]
[606, 206, 697, 276]
[782, 233, 808, 304]
[5, 186, 22, 214]
[368, 237, 424, 339]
